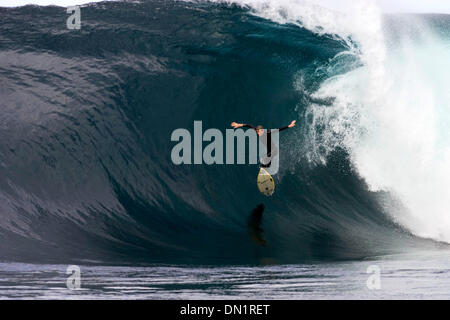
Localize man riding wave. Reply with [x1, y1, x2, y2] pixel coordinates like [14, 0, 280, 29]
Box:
[231, 120, 296, 167]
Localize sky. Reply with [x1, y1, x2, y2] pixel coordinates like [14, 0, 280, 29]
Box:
[1, 0, 450, 14]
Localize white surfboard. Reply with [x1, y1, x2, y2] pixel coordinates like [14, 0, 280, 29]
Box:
[257, 167, 275, 196]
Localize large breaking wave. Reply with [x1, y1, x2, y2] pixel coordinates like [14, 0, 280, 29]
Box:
[0, 0, 449, 265]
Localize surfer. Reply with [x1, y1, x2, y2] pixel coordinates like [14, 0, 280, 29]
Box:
[230, 120, 296, 167]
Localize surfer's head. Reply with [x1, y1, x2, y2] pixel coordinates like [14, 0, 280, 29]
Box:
[256, 125, 263, 136]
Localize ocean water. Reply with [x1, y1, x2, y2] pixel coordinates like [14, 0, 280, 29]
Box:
[3, 251, 450, 299]
[0, 0, 449, 299]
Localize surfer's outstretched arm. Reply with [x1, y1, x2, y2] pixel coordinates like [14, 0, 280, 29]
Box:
[278, 120, 296, 132]
[232, 120, 295, 132]
[231, 122, 256, 130]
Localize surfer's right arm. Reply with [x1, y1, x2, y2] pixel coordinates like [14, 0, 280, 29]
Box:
[231, 122, 256, 130]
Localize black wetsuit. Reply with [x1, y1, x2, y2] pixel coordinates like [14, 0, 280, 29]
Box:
[242, 124, 290, 167]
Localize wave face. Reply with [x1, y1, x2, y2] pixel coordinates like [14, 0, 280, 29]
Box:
[0, 0, 449, 265]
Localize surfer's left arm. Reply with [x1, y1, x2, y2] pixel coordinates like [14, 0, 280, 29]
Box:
[278, 120, 296, 132]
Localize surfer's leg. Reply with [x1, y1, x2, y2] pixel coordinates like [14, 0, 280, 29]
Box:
[260, 141, 278, 168]
[260, 152, 272, 167]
